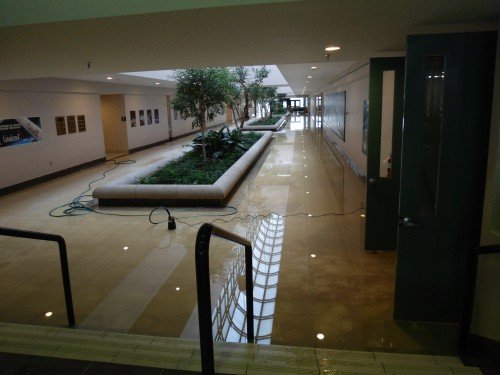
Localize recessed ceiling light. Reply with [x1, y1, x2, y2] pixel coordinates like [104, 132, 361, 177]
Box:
[325, 46, 340, 52]
[311, 66, 317, 70]
[307, 75, 312, 79]
[308, 214, 313, 217]
[317, 333, 325, 340]
[360, 214, 366, 218]
[106, 77, 113, 80]
[123, 246, 128, 250]
[155, 82, 160, 85]
[45, 312, 53, 317]
[175, 287, 180, 291]
[310, 253, 316, 258]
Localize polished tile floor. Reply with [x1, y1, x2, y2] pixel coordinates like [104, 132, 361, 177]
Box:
[0, 116, 458, 355]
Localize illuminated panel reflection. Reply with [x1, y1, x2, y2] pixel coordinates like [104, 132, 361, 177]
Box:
[212, 213, 284, 344]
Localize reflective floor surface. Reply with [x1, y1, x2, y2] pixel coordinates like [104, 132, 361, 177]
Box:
[0, 115, 458, 354]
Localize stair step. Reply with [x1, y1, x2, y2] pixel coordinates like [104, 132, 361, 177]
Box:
[0, 323, 484, 374]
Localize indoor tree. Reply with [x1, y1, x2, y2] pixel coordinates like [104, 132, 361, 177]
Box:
[171, 67, 233, 161]
[232, 65, 270, 128]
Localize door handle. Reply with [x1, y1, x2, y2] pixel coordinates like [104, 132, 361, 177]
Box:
[400, 217, 421, 227]
[368, 178, 377, 185]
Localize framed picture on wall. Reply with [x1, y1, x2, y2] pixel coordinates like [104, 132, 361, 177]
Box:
[130, 111, 136, 127]
[67, 115, 76, 134]
[147, 109, 152, 125]
[0, 117, 42, 147]
[139, 110, 145, 126]
[55, 116, 66, 135]
[77, 115, 86, 132]
[154, 109, 159, 124]
[362, 100, 369, 155]
[324, 91, 346, 141]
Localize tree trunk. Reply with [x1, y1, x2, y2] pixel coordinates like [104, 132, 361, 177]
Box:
[241, 92, 249, 128]
[200, 110, 207, 161]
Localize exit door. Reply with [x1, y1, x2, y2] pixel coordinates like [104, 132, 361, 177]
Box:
[394, 32, 497, 322]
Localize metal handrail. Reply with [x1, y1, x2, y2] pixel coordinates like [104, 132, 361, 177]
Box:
[459, 243, 499, 359]
[0, 226, 75, 328]
[195, 223, 254, 375]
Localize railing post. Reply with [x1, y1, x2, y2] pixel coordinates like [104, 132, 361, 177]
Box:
[195, 223, 215, 375]
[56, 237, 76, 328]
[244, 244, 254, 343]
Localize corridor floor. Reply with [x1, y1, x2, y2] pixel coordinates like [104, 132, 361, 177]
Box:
[0, 116, 458, 355]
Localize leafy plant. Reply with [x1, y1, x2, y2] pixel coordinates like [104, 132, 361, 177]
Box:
[137, 131, 263, 185]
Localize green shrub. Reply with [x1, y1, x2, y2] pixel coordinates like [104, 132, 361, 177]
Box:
[138, 131, 263, 185]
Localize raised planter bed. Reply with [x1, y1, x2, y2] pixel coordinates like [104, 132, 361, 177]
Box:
[241, 114, 288, 132]
[92, 131, 272, 206]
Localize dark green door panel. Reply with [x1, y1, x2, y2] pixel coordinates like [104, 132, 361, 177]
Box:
[365, 57, 405, 250]
[394, 32, 497, 322]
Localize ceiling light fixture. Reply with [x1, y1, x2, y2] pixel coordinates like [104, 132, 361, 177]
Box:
[311, 66, 317, 70]
[106, 77, 113, 80]
[307, 76, 312, 79]
[155, 82, 160, 85]
[325, 46, 340, 51]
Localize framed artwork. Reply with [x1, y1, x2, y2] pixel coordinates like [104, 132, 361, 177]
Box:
[77, 115, 86, 132]
[67, 115, 76, 134]
[154, 109, 159, 124]
[55, 116, 66, 135]
[0, 117, 42, 147]
[139, 110, 145, 126]
[130, 111, 136, 127]
[324, 91, 346, 141]
[362, 100, 369, 155]
[147, 109, 152, 125]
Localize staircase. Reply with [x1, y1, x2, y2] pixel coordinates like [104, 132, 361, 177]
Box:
[0, 323, 483, 374]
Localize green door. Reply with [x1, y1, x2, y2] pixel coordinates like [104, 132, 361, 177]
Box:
[394, 32, 497, 322]
[365, 57, 405, 250]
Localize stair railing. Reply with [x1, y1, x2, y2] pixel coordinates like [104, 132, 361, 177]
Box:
[195, 223, 254, 375]
[0, 226, 75, 328]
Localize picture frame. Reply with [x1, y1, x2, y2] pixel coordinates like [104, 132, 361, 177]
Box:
[130, 111, 136, 127]
[154, 109, 159, 124]
[139, 110, 145, 126]
[147, 109, 152, 125]
[324, 91, 346, 141]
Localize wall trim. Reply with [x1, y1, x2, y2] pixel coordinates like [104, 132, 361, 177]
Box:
[129, 139, 170, 154]
[0, 157, 106, 197]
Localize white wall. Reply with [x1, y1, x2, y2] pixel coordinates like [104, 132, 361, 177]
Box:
[0, 90, 105, 189]
[124, 94, 169, 150]
[320, 64, 369, 176]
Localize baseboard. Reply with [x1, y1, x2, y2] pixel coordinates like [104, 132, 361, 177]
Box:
[0, 157, 107, 197]
[129, 139, 170, 154]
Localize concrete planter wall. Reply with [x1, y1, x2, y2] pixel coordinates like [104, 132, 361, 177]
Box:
[241, 114, 288, 131]
[93, 131, 272, 206]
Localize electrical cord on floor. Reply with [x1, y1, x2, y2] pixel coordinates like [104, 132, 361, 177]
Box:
[49, 159, 136, 217]
[170, 207, 365, 227]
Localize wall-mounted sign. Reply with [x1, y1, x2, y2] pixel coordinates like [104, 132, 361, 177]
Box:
[0, 117, 42, 148]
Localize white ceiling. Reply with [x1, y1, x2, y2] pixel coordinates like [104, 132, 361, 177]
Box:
[1, 0, 498, 95]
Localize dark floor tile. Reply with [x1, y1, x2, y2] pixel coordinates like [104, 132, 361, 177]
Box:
[0, 353, 91, 374]
[84, 361, 163, 375]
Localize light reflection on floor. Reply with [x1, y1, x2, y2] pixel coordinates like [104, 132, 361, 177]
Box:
[0, 115, 459, 355]
[212, 213, 284, 344]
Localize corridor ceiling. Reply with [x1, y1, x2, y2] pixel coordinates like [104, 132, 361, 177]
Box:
[0, 0, 498, 94]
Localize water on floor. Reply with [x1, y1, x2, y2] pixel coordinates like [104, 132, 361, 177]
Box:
[0, 115, 458, 355]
